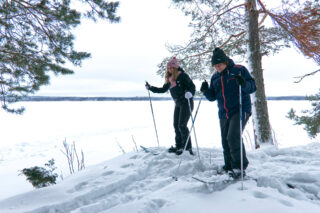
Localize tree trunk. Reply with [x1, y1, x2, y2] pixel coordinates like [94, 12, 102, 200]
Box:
[246, 0, 273, 147]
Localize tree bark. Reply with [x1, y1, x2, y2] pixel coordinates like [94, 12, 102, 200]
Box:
[246, 0, 273, 147]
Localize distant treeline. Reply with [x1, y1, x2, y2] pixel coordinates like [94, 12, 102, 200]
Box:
[18, 96, 307, 102]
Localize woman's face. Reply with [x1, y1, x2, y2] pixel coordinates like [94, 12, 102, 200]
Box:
[214, 63, 227, 73]
[168, 67, 175, 74]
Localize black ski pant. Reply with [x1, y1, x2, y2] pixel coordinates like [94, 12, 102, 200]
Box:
[173, 100, 194, 150]
[219, 112, 249, 170]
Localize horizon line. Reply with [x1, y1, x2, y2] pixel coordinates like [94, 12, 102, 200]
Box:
[19, 95, 307, 102]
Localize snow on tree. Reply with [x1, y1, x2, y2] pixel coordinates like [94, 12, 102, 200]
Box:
[160, 0, 319, 147]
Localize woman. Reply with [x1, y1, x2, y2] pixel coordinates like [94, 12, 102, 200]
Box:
[200, 48, 256, 179]
[146, 57, 196, 155]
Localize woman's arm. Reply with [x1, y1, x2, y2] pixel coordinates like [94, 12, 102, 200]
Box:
[182, 73, 196, 96]
[149, 83, 170, 93]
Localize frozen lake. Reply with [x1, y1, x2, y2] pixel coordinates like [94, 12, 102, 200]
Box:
[0, 100, 318, 200]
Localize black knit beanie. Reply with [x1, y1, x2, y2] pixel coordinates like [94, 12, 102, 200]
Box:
[211, 47, 228, 66]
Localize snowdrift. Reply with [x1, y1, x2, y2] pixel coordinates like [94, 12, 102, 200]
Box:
[1, 143, 320, 213]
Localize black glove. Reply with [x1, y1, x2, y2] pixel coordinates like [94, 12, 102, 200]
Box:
[235, 75, 246, 87]
[200, 80, 209, 93]
[145, 81, 151, 90]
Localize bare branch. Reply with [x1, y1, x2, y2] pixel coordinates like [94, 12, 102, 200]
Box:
[172, 2, 248, 61]
[181, 50, 212, 61]
[205, 2, 246, 36]
[194, 0, 205, 16]
[220, 30, 246, 48]
[256, 0, 268, 12]
[131, 135, 138, 152]
[218, 3, 246, 17]
[294, 69, 320, 83]
[258, 12, 268, 26]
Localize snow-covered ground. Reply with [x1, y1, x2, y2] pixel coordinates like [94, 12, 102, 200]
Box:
[1, 144, 320, 213]
[0, 100, 319, 212]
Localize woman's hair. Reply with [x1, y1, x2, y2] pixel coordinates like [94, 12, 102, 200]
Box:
[165, 67, 179, 84]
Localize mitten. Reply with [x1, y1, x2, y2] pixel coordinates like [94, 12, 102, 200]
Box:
[235, 75, 246, 87]
[200, 81, 209, 93]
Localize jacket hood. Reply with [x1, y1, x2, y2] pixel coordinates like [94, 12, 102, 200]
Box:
[227, 59, 235, 69]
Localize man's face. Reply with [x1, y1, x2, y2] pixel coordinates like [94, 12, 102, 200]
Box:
[213, 63, 227, 73]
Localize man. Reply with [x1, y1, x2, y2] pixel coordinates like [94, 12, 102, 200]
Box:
[200, 48, 256, 179]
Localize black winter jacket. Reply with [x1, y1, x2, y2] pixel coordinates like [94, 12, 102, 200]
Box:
[204, 59, 256, 119]
[150, 68, 196, 105]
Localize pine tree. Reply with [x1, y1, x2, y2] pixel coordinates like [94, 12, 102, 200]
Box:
[161, 0, 319, 146]
[287, 89, 320, 138]
[20, 159, 58, 188]
[0, 0, 120, 113]
[287, 68, 320, 138]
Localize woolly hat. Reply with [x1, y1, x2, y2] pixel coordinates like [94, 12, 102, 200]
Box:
[211, 48, 229, 66]
[167, 57, 179, 69]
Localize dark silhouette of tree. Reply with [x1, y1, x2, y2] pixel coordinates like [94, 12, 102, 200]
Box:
[0, 0, 120, 113]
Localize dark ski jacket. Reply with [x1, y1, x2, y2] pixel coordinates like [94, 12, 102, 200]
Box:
[150, 68, 196, 105]
[204, 59, 256, 119]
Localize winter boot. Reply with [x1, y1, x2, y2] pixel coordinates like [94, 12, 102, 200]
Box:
[217, 165, 231, 175]
[222, 165, 231, 171]
[168, 146, 178, 153]
[175, 149, 183, 155]
[228, 169, 246, 179]
[187, 148, 194, 155]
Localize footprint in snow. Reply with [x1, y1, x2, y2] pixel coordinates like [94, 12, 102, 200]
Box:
[67, 181, 89, 193]
[142, 198, 167, 213]
[278, 199, 294, 207]
[129, 154, 140, 159]
[120, 163, 134, 168]
[102, 170, 114, 176]
[253, 191, 269, 199]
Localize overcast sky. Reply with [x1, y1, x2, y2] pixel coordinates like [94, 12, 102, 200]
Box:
[34, 0, 319, 97]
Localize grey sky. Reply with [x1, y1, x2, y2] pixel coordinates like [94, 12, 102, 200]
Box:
[34, 0, 319, 97]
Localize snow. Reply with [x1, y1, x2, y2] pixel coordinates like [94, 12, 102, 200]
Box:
[0, 100, 320, 212]
[1, 145, 320, 213]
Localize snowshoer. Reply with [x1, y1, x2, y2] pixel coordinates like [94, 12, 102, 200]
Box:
[146, 57, 196, 155]
[200, 48, 256, 178]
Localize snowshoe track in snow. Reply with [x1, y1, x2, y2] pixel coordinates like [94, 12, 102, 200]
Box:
[2, 145, 320, 213]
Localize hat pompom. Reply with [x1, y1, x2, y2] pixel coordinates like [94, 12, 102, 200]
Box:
[167, 57, 179, 69]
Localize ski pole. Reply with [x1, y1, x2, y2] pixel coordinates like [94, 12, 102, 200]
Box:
[182, 95, 202, 155]
[239, 83, 244, 190]
[173, 96, 203, 181]
[187, 97, 201, 162]
[147, 88, 160, 147]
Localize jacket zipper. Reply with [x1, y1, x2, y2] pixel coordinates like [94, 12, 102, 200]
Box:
[221, 76, 229, 119]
